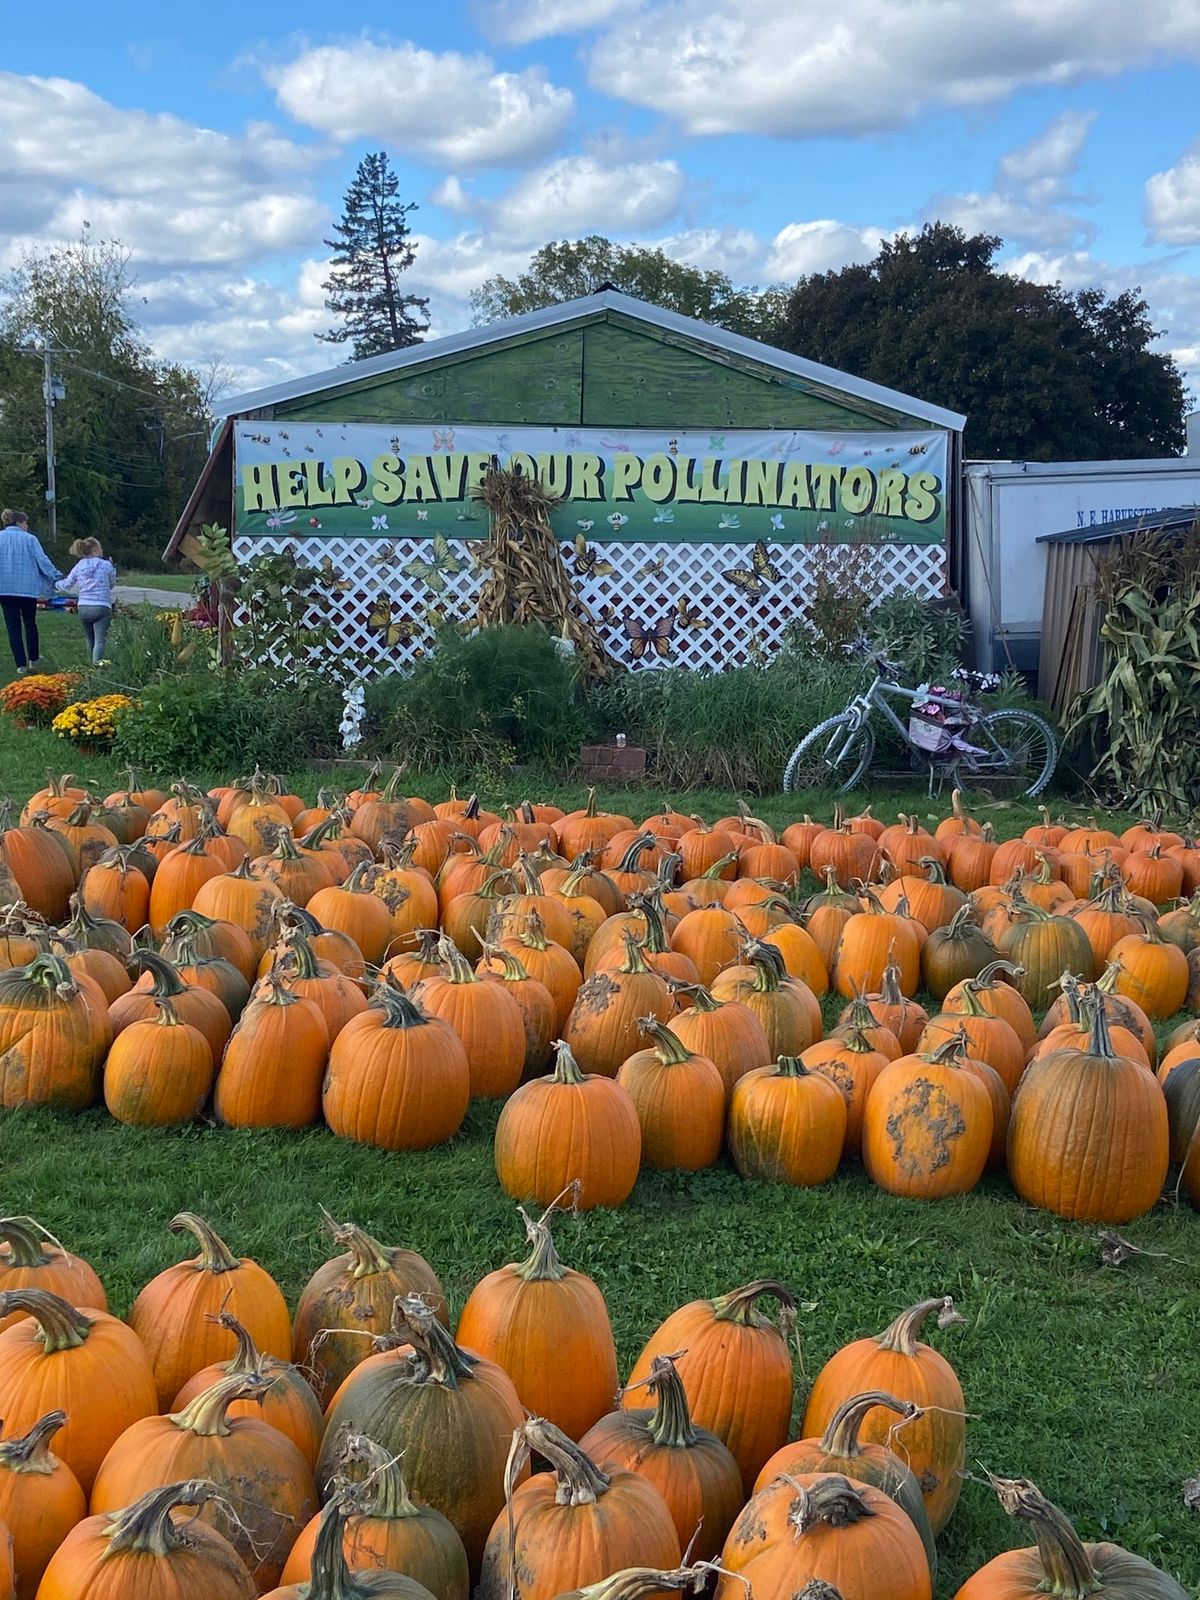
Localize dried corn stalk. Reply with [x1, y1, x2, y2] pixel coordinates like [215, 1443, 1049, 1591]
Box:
[471, 465, 612, 680]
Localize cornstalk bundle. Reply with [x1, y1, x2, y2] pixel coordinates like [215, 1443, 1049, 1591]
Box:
[472, 465, 612, 680]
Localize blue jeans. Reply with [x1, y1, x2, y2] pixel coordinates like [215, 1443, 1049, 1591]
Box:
[79, 604, 112, 664]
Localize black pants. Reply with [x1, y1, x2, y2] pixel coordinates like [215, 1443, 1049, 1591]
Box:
[0, 596, 40, 670]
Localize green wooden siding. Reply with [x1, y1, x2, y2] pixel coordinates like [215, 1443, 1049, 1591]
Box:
[268, 310, 927, 433]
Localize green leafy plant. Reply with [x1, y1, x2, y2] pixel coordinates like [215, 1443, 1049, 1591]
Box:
[869, 592, 971, 681]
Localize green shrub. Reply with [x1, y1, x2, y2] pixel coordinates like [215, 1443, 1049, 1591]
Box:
[116, 669, 341, 775]
[868, 592, 971, 681]
[369, 624, 589, 770]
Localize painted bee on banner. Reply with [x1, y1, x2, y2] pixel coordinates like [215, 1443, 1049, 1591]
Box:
[722, 541, 781, 601]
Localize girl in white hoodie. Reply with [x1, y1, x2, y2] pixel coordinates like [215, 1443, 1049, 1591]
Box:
[57, 537, 117, 664]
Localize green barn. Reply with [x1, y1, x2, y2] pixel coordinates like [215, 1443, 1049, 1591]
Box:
[169, 290, 964, 670]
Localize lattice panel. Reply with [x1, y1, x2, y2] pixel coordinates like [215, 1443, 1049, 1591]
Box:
[232, 535, 946, 673]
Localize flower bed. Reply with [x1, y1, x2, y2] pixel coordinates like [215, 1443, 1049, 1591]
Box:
[0, 672, 81, 728]
[51, 692, 137, 750]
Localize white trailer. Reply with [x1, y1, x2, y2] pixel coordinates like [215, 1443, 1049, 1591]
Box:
[962, 457, 1200, 673]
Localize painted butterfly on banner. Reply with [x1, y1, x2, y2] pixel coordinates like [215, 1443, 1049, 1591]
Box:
[572, 534, 614, 579]
[623, 610, 675, 661]
[402, 533, 467, 594]
[723, 541, 782, 600]
[366, 597, 416, 649]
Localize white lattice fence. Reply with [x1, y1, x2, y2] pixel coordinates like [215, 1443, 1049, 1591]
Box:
[232, 534, 945, 673]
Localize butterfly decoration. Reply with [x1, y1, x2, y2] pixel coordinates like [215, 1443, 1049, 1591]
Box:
[416, 509, 429, 521]
[596, 603, 616, 627]
[356, 497, 374, 509]
[638, 555, 667, 579]
[717, 512, 741, 530]
[769, 513, 786, 532]
[432, 428, 456, 451]
[572, 535, 614, 579]
[370, 543, 398, 568]
[371, 514, 389, 532]
[709, 433, 726, 450]
[623, 610, 675, 661]
[317, 556, 350, 593]
[366, 597, 416, 649]
[723, 541, 782, 601]
[264, 510, 297, 531]
[402, 533, 467, 595]
[564, 431, 582, 448]
[675, 598, 710, 629]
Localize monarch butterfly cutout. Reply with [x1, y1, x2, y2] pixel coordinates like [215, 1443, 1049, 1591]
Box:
[402, 533, 467, 594]
[623, 611, 675, 661]
[366, 597, 417, 649]
[723, 541, 782, 600]
[572, 534, 614, 579]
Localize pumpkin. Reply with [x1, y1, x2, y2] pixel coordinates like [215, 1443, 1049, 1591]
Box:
[0, 1409, 86, 1599]
[848, 962, 928, 1053]
[1032, 981, 1152, 1073]
[1008, 995, 1169, 1224]
[0, 1289, 156, 1495]
[759, 918, 829, 994]
[346, 768, 416, 856]
[880, 859, 966, 935]
[711, 941, 820, 1060]
[301, 817, 374, 886]
[292, 1216, 447, 1410]
[0, 953, 110, 1110]
[1106, 924, 1189, 1018]
[678, 818, 740, 880]
[90, 1369, 317, 1592]
[0, 1216, 106, 1333]
[540, 867, 607, 963]
[753, 1389, 936, 1577]
[810, 815, 878, 888]
[1038, 962, 1155, 1064]
[171, 1310, 325, 1470]
[716, 1473, 931, 1600]
[443, 870, 516, 958]
[164, 908, 258, 983]
[59, 892, 133, 961]
[935, 789, 981, 841]
[579, 1353, 743, 1561]
[35, 1479, 256, 1600]
[1158, 1053, 1200, 1167]
[994, 891, 1094, 1009]
[564, 934, 674, 1080]
[616, 1018, 725, 1171]
[498, 912, 581, 1030]
[0, 909, 48, 975]
[802, 1297, 965, 1534]
[833, 890, 922, 999]
[323, 984, 471, 1152]
[801, 1028, 890, 1159]
[800, 868, 859, 972]
[919, 983, 1026, 1094]
[1068, 883, 1147, 976]
[153, 933, 250, 1020]
[919, 905, 998, 999]
[943, 959, 1036, 1052]
[622, 1280, 795, 1494]
[668, 905, 744, 986]
[1122, 841, 1183, 906]
[146, 780, 214, 842]
[595, 894, 700, 996]
[190, 854, 284, 960]
[128, 1212, 292, 1412]
[666, 983, 771, 1101]
[832, 993, 902, 1060]
[380, 926, 445, 989]
[474, 945, 555, 1079]
[318, 1295, 527, 1575]
[945, 823, 998, 893]
[1158, 888, 1200, 953]
[478, 1418, 680, 1600]
[863, 1035, 993, 1201]
[214, 973, 330, 1129]
[103, 995, 214, 1127]
[44, 799, 118, 874]
[147, 833, 227, 937]
[0, 803, 77, 921]
[487, 857, 576, 951]
[281, 1435, 468, 1600]
[411, 939, 526, 1099]
[495, 1041, 641, 1210]
[307, 864, 393, 967]
[111, 950, 231, 1065]
[953, 1475, 1189, 1600]
[456, 1195, 618, 1442]
[276, 932, 369, 1040]
[729, 1054, 846, 1185]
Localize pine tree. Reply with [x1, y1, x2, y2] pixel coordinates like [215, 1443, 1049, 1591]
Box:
[319, 152, 429, 359]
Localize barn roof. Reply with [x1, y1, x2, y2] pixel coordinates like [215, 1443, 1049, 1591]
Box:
[213, 289, 966, 432]
[1037, 505, 1200, 544]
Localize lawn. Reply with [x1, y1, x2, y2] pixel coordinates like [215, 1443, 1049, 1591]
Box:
[115, 568, 195, 592]
[0, 620, 1196, 1596]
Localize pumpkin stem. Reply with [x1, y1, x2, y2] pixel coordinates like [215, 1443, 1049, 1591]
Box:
[877, 962, 906, 1007]
[514, 1187, 578, 1283]
[389, 1293, 475, 1389]
[831, 1023, 875, 1055]
[340, 1433, 421, 1520]
[0, 1289, 92, 1352]
[203, 1310, 262, 1375]
[875, 1296, 965, 1356]
[149, 995, 185, 1027]
[437, 937, 479, 985]
[549, 1039, 587, 1085]
[644, 1354, 700, 1449]
[134, 949, 189, 997]
[684, 984, 722, 1014]
[817, 1390, 919, 1457]
[742, 939, 785, 992]
[619, 931, 654, 976]
[788, 1474, 876, 1533]
[169, 1213, 241, 1275]
[568, 1566, 723, 1600]
[711, 1279, 797, 1327]
[169, 1369, 274, 1436]
[988, 1477, 1104, 1598]
[0, 1215, 55, 1268]
[373, 984, 435, 1031]
[638, 1016, 695, 1065]
[321, 1216, 396, 1281]
[524, 1418, 610, 1505]
[699, 852, 739, 881]
[306, 1489, 367, 1595]
[973, 959, 1025, 989]
[775, 1056, 812, 1077]
[103, 1479, 226, 1558]
[0, 1408, 69, 1474]
[480, 942, 533, 984]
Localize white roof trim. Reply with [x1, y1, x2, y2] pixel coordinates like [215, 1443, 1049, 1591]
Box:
[215, 289, 966, 431]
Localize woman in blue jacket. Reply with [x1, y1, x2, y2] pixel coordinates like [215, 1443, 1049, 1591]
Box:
[0, 508, 62, 674]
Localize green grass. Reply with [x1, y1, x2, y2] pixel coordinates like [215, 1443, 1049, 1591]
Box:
[0, 1104, 1195, 1596]
[115, 569, 194, 592]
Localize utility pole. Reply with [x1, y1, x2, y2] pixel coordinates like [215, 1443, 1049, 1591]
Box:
[40, 345, 66, 546]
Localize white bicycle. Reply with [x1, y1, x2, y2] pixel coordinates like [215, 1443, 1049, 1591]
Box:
[783, 652, 1058, 797]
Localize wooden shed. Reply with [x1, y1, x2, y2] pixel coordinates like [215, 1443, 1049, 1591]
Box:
[168, 289, 964, 672]
[1037, 507, 1200, 714]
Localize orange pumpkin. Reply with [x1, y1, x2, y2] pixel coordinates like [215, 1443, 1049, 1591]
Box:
[306, 863, 393, 966]
[666, 983, 771, 1101]
[942, 959, 1036, 1052]
[729, 1055, 847, 1186]
[1107, 924, 1189, 1018]
[0, 953, 111, 1111]
[412, 939, 527, 1098]
[863, 1036, 993, 1200]
[564, 934, 674, 1080]
[801, 1027, 890, 1158]
[0, 1408, 86, 1599]
[147, 833, 227, 937]
[474, 945, 555, 1079]
[0, 1216, 106, 1334]
[111, 950, 231, 1066]
[711, 941, 820, 1060]
[214, 973, 330, 1128]
[833, 892, 922, 999]
[617, 1017, 725, 1171]
[103, 995, 214, 1127]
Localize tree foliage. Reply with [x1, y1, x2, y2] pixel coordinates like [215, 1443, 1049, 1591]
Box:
[320, 152, 429, 359]
[0, 233, 213, 568]
[470, 236, 788, 344]
[780, 224, 1186, 459]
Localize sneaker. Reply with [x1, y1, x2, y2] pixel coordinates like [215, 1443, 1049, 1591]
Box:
[15, 665, 29, 676]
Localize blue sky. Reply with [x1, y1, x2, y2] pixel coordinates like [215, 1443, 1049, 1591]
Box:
[5, 0, 1200, 403]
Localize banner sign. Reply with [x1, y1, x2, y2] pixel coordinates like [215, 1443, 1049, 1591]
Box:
[234, 422, 948, 546]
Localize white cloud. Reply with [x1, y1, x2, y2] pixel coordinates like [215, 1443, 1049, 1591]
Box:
[487, 154, 686, 240]
[0, 73, 322, 269]
[656, 226, 766, 278]
[265, 42, 572, 168]
[765, 221, 887, 280]
[478, 0, 636, 44]
[430, 176, 474, 214]
[926, 189, 1095, 251]
[998, 109, 1097, 200]
[587, 0, 1200, 138]
[1145, 146, 1200, 245]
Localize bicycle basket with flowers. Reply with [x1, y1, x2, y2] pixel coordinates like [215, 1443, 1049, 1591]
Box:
[908, 670, 1000, 756]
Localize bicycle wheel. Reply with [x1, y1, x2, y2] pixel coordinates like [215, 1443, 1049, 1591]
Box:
[965, 708, 1059, 798]
[783, 713, 875, 793]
